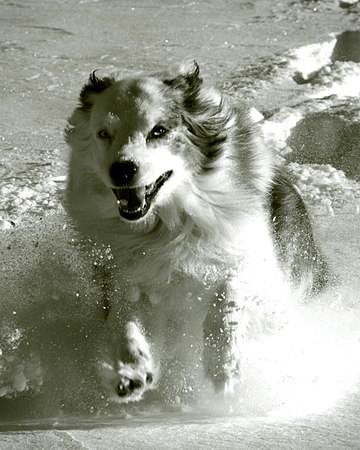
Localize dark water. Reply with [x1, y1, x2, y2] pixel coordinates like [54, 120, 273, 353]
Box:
[1, 0, 360, 448]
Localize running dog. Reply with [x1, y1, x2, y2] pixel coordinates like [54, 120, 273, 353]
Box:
[65, 62, 328, 403]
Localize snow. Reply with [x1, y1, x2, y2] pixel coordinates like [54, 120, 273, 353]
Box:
[1, 0, 360, 448]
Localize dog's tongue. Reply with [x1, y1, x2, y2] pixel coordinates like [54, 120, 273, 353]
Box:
[116, 186, 146, 210]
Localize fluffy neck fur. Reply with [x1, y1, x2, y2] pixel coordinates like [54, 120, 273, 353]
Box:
[66, 144, 268, 286]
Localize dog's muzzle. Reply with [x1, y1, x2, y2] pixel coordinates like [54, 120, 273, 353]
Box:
[112, 170, 173, 221]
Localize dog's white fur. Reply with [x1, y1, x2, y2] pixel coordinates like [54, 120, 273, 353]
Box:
[65, 62, 314, 403]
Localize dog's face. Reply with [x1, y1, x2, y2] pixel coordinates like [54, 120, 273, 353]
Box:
[66, 62, 245, 234]
[88, 76, 189, 224]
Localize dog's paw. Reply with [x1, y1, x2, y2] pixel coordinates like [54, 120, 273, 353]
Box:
[99, 322, 158, 403]
[99, 361, 156, 403]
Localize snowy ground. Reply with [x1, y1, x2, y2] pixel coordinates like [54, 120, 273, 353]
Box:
[0, 0, 360, 448]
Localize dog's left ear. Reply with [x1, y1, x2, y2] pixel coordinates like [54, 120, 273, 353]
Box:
[163, 61, 203, 102]
[79, 71, 115, 111]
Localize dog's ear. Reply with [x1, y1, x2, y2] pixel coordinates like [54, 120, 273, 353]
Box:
[79, 71, 115, 111]
[163, 61, 203, 105]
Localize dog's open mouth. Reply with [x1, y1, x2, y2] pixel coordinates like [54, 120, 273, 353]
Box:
[112, 171, 173, 221]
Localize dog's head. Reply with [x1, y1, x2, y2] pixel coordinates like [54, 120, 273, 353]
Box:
[66, 62, 263, 235]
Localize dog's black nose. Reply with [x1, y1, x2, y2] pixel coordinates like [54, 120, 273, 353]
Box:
[110, 161, 138, 186]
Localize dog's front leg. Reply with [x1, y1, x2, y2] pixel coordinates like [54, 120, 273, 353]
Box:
[97, 300, 158, 403]
[203, 280, 246, 394]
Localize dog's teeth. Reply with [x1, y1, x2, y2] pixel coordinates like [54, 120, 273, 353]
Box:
[112, 171, 172, 221]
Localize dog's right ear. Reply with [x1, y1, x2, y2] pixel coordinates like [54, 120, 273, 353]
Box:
[79, 71, 115, 111]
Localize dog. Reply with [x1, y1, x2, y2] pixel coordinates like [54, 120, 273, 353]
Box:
[65, 61, 328, 403]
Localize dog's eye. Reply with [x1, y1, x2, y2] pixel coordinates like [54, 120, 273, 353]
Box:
[147, 125, 168, 141]
[97, 129, 111, 140]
